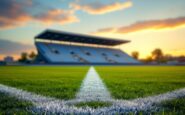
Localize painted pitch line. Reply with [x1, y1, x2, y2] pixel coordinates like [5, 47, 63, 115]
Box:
[75, 66, 112, 102]
[1, 84, 185, 114]
[0, 66, 185, 114]
[112, 88, 185, 112]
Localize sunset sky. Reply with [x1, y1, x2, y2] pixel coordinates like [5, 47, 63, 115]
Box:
[0, 0, 185, 60]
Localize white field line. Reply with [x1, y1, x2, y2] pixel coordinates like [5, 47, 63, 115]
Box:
[75, 66, 112, 102]
[1, 83, 185, 114]
[0, 66, 185, 114]
[113, 88, 185, 111]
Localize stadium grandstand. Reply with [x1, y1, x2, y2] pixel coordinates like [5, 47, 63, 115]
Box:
[35, 29, 140, 64]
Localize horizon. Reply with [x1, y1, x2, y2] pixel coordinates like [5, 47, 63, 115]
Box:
[0, 0, 185, 60]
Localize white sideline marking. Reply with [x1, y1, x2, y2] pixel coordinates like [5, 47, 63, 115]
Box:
[0, 66, 185, 114]
[75, 66, 112, 101]
[113, 88, 185, 111]
[1, 83, 185, 114]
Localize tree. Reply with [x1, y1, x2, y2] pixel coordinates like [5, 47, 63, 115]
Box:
[131, 51, 139, 59]
[18, 52, 28, 62]
[143, 56, 153, 63]
[151, 48, 163, 64]
[29, 51, 36, 60]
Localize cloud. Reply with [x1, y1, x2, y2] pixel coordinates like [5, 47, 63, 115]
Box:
[94, 16, 185, 34]
[0, 0, 78, 29]
[0, 0, 32, 29]
[0, 39, 35, 55]
[70, 1, 132, 15]
[0, 0, 132, 29]
[35, 9, 79, 25]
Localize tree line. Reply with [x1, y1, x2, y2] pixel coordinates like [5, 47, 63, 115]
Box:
[18, 51, 37, 63]
[131, 48, 184, 64]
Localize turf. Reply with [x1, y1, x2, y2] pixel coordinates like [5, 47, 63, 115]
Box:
[127, 97, 185, 115]
[158, 97, 185, 114]
[75, 101, 112, 109]
[0, 66, 88, 99]
[96, 66, 185, 99]
[1, 66, 185, 100]
[0, 92, 32, 114]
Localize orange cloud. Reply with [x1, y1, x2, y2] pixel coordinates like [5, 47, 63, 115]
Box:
[0, 15, 32, 29]
[70, 1, 132, 15]
[35, 9, 79, 25]
[0, 0, 33, 29]
[0, 9, 78, 29]
[94, 16, 185, 34]
[0, 0, 79, 29]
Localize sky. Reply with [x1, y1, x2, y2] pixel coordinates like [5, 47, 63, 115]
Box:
[0, 0, 185, 60]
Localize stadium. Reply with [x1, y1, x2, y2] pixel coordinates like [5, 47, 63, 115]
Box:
[0, 29, 185, 114]
[35, 29, 140, 65]
[0, 0, 185, 113]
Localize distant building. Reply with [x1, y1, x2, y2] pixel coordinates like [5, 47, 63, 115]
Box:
[166, 57, 185, 65]
[0, 61, 5, 65]
[167, 60, 178, 65]
[4, 56, 14, 63]
[178, 57, 185, 65]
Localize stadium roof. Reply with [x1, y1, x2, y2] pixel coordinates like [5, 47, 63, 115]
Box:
[35, 29, 130, 46]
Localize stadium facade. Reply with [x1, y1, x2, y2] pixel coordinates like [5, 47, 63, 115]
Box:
[35, 29, 140, 64]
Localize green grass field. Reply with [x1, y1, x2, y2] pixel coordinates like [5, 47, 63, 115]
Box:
[96, 66, 185, 99]
[0, 66, 88, 99]
[158, 97, 185, 114]
[75, 101, 112, 109]
[0, 66, 185, 114]
[1, 91, 184, 114]
[0, 92, 32, 114]
[0, 66, 185, 100]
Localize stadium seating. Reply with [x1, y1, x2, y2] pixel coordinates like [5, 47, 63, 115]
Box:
[36, 42, 140, 64]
